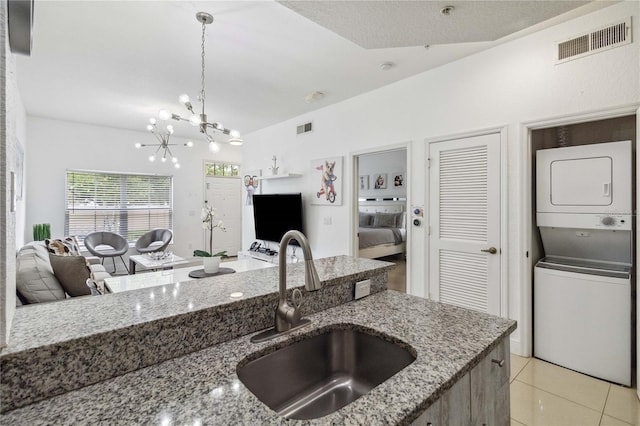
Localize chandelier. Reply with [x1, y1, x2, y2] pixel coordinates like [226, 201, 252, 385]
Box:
[135, 118, 193, 169]
[157, 12, 242, 153]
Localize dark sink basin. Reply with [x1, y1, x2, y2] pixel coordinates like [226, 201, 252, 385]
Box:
[237, 326, 416, 420]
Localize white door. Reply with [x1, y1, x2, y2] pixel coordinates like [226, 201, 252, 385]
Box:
[205, 176, 242, 256]
[428, 132, 501, 315]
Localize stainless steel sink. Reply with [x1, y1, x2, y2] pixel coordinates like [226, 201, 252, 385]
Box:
[237, 326, 416, 420]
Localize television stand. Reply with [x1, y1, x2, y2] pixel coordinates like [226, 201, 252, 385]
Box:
[241, 250, 298, 264]
[245, 250, 279, 264]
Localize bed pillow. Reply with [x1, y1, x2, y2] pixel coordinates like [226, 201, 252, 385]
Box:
[359, 213, 373, 227]
[45, 237, 81, 256]
[372, 212, 397, 228]
[395, 212, 406, 228]
[49, 254, 92, 297]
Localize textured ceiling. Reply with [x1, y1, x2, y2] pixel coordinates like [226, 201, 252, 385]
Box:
[278, 1, 590, 49]
[16, 1, 605, 138]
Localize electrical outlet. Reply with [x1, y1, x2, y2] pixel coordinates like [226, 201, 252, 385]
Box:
[323, 216, 332, 225]
[354, 279, 371, 300]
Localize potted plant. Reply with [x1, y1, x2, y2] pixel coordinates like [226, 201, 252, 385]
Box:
[33, 223, 51, 241]
[193, 204, 227, 273]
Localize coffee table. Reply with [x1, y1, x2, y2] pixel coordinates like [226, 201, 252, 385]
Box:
[128, 253, 187, 274]
[104, 258, 275, 293]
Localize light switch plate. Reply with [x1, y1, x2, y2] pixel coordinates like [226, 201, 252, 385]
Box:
[354, 279, 371, 300]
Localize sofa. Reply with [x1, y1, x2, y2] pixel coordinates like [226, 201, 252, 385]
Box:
[16, 242, 111, 306]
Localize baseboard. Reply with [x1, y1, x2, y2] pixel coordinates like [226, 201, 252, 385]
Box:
[510, 336, 528, 357]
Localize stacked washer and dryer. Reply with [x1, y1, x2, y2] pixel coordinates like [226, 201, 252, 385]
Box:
[534, 140, 633, 386]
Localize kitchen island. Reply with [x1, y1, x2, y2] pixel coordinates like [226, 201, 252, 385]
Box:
[1, 256, 515, 424]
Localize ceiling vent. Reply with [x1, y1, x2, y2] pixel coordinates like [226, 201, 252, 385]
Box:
[556, 18, 632, 64]
[296, 122, 313, 135]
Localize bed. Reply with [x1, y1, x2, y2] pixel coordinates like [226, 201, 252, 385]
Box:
[358, 202, 406, 259]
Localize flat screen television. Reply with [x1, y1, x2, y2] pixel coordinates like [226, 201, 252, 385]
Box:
[252, 193, 304, 246]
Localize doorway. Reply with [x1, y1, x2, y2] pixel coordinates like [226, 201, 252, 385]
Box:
[520, 107, 640, 357]
[204, 161, 242, 256]
[355, 148, 408, 292]
[522, 114, 638, 362]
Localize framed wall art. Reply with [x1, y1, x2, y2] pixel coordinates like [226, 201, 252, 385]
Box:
[359, 175, 369, 191]
[15, 138, 24, 200]
[243, 170, 261, 206]
[392, 172, 404, 188]
[311, 156, 343, 205]
[373, 173, 387, 189]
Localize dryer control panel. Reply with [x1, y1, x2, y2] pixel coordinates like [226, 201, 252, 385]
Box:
[597, 215, 629, 228]
[537, 213, 633, 231]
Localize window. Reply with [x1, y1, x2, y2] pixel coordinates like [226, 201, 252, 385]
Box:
[65, 170, 173, 243]
[205, 161, 240, 177]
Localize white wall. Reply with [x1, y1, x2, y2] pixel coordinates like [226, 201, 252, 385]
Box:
[1, 1, 27, 346]
[359, 150, 407, 199]
[241, 1, 640, 355]
[25, 117, 242, 259]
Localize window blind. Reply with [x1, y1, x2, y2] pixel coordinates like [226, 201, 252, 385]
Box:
[65, 170, 173, 243]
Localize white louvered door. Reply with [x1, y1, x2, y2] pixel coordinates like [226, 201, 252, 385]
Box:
[429, 133, 501, 315]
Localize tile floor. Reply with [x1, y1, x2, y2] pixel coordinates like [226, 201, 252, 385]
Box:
[379, 254, 406, 293]
[510, 355, 640, 425]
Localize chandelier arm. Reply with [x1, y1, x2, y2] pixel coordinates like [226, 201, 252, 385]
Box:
[153, 133, 165, 144]
[200, 17, 206, 116]
[170, 113, 193, 123]
[203, 122, 231, 135]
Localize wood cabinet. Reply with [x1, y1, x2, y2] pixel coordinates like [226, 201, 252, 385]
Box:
[412, 337, 510, 426]
[415, 373, 470, 426]
[471, 337, 510, 425]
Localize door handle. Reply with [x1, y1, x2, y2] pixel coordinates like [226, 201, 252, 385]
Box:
[481, 247, 497, 254]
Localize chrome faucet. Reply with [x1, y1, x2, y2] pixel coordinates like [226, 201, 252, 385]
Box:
[251, 230, 322, 343]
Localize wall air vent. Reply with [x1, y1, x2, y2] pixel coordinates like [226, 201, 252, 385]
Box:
[296, 122, 313, 135]
[556, 17, 632, 64]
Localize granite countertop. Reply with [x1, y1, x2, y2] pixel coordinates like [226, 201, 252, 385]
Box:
[1, 290, 516, 425]
[2, 256, 395, 412]
[4, 255, 392, 355]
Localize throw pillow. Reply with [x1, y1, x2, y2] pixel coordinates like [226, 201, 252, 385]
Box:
[372, 212, 397, 228]
[49, 254, 92, 297]
[358, 213, 373, 227]
[45, 237, 81, 256]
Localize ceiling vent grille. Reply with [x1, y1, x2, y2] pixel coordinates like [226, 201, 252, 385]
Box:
[556, 18, 632, 64]
[296, 122, 313, 135]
